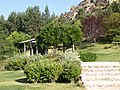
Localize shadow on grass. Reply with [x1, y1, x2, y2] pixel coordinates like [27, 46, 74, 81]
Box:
[15, 78, 28, 83]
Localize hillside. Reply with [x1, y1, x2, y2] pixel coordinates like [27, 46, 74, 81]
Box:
[64, 0, 119, 20]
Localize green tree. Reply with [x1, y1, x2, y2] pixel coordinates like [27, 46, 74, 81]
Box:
[7, 31, 31, 47]
[0, 31, 14, 60]
[7, 11, 18, 33]
[0, 16, 14, 60]
[82, 15, 106, 43]
[36, 21, 61, 54]
[24, 6, 42, 37]
[41, 5, 51, 27]
[60, 21, 83, 51]
[104, 13, 120, 41]
[44, 5, 50, 19]
[36, 20, 83, 53]
[6, 31, 30, 54]
[75, 8, 86, 21]
[107, 1, 120, 14]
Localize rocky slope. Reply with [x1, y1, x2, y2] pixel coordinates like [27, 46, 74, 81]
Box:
[64, 0, 118, 20]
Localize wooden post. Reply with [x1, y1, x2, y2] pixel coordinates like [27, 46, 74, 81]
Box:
[45, 46, 48, 55]
[24, 43, 26, 55]
[36, 46, 38, 55]
[72, 44, 75, 52]
[30, 41, 33, 56]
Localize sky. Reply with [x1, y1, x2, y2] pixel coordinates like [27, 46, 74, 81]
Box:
[0, 0, 82, 19]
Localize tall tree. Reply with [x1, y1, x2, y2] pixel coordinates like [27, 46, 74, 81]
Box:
[0, 15, 14, 60]
[41, 5, 51, 26]
[104, 13, 120, 41]
[36, 20, 83, 53]
[7, 12, 18, 33]
[24, 6, 42, 37]
[7, 31, 31, 47]
[44, 5, 50, 19]
[107, 1, 120, 14]
[82, 15, 106, 43]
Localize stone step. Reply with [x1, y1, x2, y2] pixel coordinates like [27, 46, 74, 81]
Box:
[86, 87, 120, 90]
[81, 71, 120, 77]
[81, 62, 120, 90]
[82, 66, 120, 69]
[82, 81, 120, 84]
[82, 77, 120, 80]
[81, 71, 120, 74]
[81, 62, 120, 65]
[82, 69, 120, 72]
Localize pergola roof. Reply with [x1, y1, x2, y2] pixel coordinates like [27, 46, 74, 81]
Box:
[19, 38, 36, 43]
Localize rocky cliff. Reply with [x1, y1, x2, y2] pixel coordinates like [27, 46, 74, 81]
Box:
[64, 0, 118, 20]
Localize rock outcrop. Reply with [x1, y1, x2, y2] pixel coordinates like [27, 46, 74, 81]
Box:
[64, 0, 118, 20]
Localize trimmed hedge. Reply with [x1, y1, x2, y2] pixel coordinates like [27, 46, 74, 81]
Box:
[5, 55, 42, 70]
[24, 60, 63, 83]
[79, 51, 97, 62]
[24, 60, 81, 83]
[57, 61, 81, 83]
[5, 58, 28, 70]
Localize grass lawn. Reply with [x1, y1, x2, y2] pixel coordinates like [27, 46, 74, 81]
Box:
[79, 43, 120, 62]
[0, 71, 85, 90]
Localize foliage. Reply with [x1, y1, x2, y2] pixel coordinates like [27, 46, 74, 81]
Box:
[75, 8, 86, 21]
[24, 6, 42, 37]
[0, 16, 15, 60]
[5, 56, 28, 70]
[46, 51, 80, 61]
[7, 31, 30, 46]
[0, 71, 85, 90]
[6, 31, 30, 54]
[63, 51, 80, 61]
[104, 13, 120, 41]
[82, 15, 106, 43]
[0, 60, 6, 71]
[104, 13, 120, 30]
[62, 20, 83, 48]
[24, 60, 63, 83]
[7, 6, 55, 37]
[57, 61, 81, 83]
[41, 5, 51, 26]
[7, 6, 42, 37]
[5, 54, 43, 70]
[0, 30, 14, 60]
[76, 41, 94, 49]
[24, 60, 81, 83]
[79, 51, 97, 62]
[36, 20, 83, 52]
[7, 12, 18, 33]
[107, 1, 120, 14]
[46, 51, 64, 61]
[113, 34, 120, 42]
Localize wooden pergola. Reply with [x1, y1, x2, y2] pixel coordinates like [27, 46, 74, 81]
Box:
[19, 38, 38, 56]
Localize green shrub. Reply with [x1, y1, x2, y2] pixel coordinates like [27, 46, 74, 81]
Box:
[46, 51, 63, 61]
[24, 60, 63, 83]
[5, 58, 28, 70]
[5, 54, 43, 71]
[63, 51, 80, 61]
[76, 42, 94, 49]
[79, 51, 97, 62]
[24, 60, 81, 83]
[57, 61, 81, 83]
[0, 55, 8, 61]
[0, 60, 6, 71]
